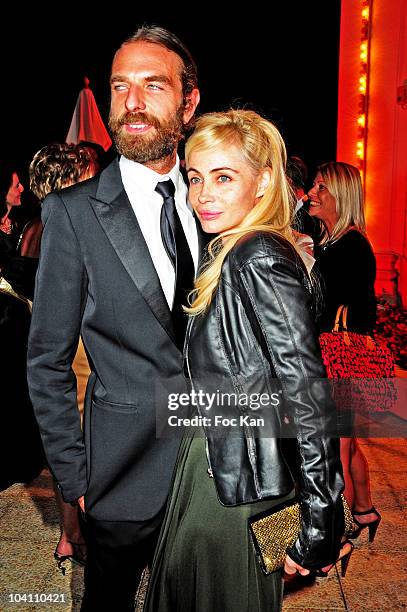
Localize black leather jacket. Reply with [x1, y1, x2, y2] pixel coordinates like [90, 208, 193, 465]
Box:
[184, 231, 344, 569]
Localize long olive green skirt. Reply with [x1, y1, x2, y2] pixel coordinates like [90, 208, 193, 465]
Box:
[144, 432, 291, 612]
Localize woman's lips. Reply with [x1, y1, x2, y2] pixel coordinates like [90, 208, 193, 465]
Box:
[309, 200, 321, 207]
[199, 211, 222, 220]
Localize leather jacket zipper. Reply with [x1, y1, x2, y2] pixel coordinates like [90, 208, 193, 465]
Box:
[184, 327, 213, 478]
[235, 382, 260, 495]
[246, 433, 261, 494]
[205, 437, 214, 478]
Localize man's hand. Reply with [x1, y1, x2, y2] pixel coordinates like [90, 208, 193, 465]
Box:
[77, 495, 85, 512]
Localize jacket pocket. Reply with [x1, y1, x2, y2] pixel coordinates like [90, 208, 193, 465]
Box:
[85, 397, 139, 513]
[92, 396, 138, 414]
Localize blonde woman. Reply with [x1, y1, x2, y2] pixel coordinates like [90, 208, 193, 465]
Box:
[27, 142, 98, 572]
[23, 143, 98, 257]
[308, 162, 376, 333]
[144, 110, 349, 612]
[308, 162, 380, 541]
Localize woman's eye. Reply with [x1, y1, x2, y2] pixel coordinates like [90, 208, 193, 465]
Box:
[147, 84, 163, 90]
[189, 176, 201, 185]
[318, 184, 326, 191]
[218, 175, 231, 183]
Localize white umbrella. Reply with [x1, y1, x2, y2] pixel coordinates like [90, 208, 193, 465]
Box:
[66, 77, 112, 151]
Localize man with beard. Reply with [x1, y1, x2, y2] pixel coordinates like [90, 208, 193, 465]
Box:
[27, 26, 200, 611]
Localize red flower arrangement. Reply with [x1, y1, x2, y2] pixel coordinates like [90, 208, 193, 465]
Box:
[375, 298, 407, 370]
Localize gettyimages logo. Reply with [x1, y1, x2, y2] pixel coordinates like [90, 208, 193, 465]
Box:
[154, 377, 407, 439]
[167, 389, 281, 411]
[166, 389, 281, 429]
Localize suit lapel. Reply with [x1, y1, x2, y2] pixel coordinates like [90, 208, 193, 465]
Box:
[89, 159, 176, 344]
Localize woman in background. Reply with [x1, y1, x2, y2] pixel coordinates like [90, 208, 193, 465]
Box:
[0, 164, 45, 491]
[0, 164, 24, 237]
[28, 142, 98, 571]
[308, 161, 381, 541]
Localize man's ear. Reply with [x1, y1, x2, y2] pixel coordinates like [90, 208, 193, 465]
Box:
[183, 88, 200, 124]
[256, 168, 272, 198]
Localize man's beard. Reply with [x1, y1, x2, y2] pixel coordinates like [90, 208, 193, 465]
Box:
[109, 106, 185, 163]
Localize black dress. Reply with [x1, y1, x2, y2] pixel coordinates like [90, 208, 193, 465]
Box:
[315, 228, 378, 435]
[314, 229, 376, 333]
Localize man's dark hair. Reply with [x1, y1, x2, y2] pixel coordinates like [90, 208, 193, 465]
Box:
[124, 25, 198, 100]
[286, 156, 308, 191]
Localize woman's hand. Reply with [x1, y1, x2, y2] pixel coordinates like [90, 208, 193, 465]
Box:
[77, 495, 85, 512]
[284, 541, 353, 577]
[284, 554, 310, 576]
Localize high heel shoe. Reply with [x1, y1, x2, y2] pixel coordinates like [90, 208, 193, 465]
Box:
[54, 542, 87, 575]
[339, 540, 354, 578]
[350, 507, 381, 542]
[311, 540, 354, 579]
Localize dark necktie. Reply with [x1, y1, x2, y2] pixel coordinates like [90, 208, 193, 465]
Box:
[155, 179, 195, 349]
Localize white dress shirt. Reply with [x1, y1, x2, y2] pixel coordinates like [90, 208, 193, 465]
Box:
[120, 156, 199, 308]
[295, 197, 305, 214]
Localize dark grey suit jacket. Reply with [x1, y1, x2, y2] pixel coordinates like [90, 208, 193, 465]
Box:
[27, 158, 204, 522]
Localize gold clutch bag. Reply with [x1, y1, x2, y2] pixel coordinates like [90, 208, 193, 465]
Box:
[248, 494, 354, 575]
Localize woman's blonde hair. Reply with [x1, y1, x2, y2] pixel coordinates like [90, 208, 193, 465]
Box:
[29, 143, 97, 201]
[317, 161, 366, 244]
[184, 109, 296, 316]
